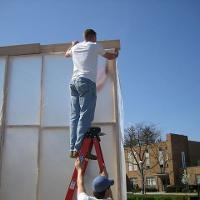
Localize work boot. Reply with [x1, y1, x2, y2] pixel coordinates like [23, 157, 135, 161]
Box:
[69, 151, 79, 158]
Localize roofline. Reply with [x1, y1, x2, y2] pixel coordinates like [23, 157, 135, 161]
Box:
[0, 40, 120, 56]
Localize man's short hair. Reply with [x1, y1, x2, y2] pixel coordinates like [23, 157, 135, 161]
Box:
[93, 190, 106, 199]
[84, 29, 96, 40]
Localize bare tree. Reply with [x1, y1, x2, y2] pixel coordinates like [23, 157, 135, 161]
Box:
[124, 123, 161, 194]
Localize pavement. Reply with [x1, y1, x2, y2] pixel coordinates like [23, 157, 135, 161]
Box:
[128, 192, 198, 196]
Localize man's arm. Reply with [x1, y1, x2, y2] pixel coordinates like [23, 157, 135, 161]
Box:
[100, 167, 113, 199]
[102, 48, 119, 60]
[75, 158, 86, 196]
[65, 41, 79, 57]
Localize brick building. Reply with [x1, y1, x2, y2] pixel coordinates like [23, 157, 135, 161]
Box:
[125, 133, 200, 191]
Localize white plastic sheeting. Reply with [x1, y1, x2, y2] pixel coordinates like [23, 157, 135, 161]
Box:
[42, 55, 72, 127]
[7, 56, 42, 125]
[0, 52, 126, 200]
[0, 128, 39, 200]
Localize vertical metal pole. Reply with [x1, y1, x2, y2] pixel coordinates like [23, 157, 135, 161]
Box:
[36, 55, 44, 200]
[0, 56, 10, 189]
[110, 58, 123, 200]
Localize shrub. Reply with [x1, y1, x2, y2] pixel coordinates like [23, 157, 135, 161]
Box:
[165, 185, 176, 193]
[127, 194, 191, 200]
[145, 187, 158, 192]
[165, 185, 197, 193]
[165, 185, 184, 193]
[188, 185, 197, 192]
[132, 187, 141, 193]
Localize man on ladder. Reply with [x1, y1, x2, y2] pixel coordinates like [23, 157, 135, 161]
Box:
[65, 29, 118, 158]
[75, 157, 114, 200]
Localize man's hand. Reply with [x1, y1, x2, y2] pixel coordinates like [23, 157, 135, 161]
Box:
[103, 48, 119, 60]
[75, 158, 82, 172]
[65, 41, 79, 57]
[114, 48, 119, 57]
[72, 40, 79, 46]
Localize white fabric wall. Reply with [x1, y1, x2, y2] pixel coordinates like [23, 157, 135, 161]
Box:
[0, 54, 126, 200]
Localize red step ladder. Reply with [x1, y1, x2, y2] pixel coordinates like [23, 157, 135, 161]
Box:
[65, 127, 105, 200]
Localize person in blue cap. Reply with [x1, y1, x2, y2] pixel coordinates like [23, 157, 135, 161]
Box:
[75, 158, 114, 200]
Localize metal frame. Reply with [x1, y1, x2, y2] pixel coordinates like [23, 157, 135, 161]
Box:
[0, 56, 10, 189]
[111, 59, 122, 200]
[0, 40, 125, 200]
[36, 55, 45, 200]
[0, 40, 120, 56]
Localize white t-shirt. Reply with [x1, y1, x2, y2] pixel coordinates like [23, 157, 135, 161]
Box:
[69, 41, 106, 82]
[78, 192, 112, 200]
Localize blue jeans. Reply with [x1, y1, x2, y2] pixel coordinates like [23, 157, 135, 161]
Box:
[69, 77, 97, 152]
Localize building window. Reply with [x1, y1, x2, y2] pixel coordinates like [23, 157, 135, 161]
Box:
[158, 150, 164, 166]
[196, 175, 200, 184]
[181, 151, 186, 168]
[145, 152, 150, 168]
[130, 177, 138, 189]
[128, 152, 137, 171]
[146, 177, 157, 188]
[128, 152, 133, 171]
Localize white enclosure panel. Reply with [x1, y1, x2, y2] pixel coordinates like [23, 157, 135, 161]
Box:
[94, 77, 115, 122]
[39, 126, 117, 200]
[42, 55, 72, 127]
[0, 57, 6, 125]
[94, 57, 115, 122]
[7, 56, 42, 125]
[0, 128, 39, 200]
[38, 128, 72, 200]
[0, 42, 126, 200]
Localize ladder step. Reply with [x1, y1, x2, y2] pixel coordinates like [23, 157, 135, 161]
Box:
[88, 127, 101, 135]
[98, 132, 106, 136]
[85, 127, 106, 137]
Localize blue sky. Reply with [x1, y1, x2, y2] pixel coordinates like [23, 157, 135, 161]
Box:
[0, 0, 200, 141]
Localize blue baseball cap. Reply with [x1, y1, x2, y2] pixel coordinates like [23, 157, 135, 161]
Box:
[92, 176, 114, 192]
